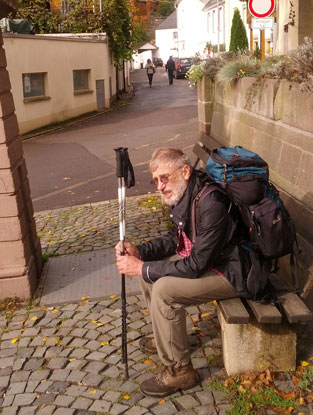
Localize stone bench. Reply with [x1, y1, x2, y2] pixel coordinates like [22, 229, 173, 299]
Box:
[192, 135, 313, 375]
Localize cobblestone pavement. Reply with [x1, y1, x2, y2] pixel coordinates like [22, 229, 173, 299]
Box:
[0, 195, 312, 414]
[34, 194, 170, 257]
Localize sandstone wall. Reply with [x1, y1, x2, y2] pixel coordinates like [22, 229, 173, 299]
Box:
[198, 76, 313, 307]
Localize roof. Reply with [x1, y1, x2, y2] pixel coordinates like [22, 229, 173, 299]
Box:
[203, 0, 225, 11]
[157, 10, 177, 30]
[137, 41, 158, 51]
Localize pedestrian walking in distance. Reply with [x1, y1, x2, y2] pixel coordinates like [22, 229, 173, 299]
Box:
[145, 59, 155, 87]
[115, 147, 273, 397]
[165, 55, 175, 85]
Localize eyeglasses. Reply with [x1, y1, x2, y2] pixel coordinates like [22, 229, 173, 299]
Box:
[153, 166, 182, 186]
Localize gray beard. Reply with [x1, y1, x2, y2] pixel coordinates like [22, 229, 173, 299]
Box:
[163, 177, 188, 206]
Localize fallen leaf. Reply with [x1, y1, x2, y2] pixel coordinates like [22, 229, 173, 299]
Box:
[109, 295, 116, 299]
[42, 338, 48, 342]
[88, 389, 97, 395]
[63, 177, 71, 180]
[192, 317, 199, 323]
[81, 296, 89, 300]
[77, 382, 83, 386]
[158, 399, 165, 405]
[292, 375, 300, 384]
[201, 312, 210, 318]
[11, 338, 19, 344]
[300, 360, 310, 367]
[299, 397, 305, 405]
[51, 310, 59, 314]
[192, 327, 200, 331]
[123, 394, 131, 400]
[30, 316, 38, 321]
[97, 323, 104, 326]
[144, 360, 153, 364]
[307, 393, 313, 403]
[90, 320, 98, 324]
[101, 341, 109, 346]
[238, 385, 246, 394]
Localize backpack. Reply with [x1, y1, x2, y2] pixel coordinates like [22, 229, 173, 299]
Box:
[203, 146, 298, 299]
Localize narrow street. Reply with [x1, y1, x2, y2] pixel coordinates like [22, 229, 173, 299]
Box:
[23, 69, 198, 212]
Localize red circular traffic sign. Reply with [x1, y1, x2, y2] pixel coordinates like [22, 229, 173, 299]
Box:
[248, 0, 275, 18]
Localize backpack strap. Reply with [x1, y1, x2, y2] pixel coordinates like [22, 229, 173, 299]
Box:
[191, 184, 228, 244]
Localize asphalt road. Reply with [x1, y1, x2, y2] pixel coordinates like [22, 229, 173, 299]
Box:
[23, 68, 198, 212]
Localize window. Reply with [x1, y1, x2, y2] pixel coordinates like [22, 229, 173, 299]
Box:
[73, 69, 90, 93]
[22, 73, 46, 99]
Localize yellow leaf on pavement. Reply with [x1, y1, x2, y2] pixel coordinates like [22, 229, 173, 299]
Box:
[88, 389, 97, 394]
[42, 338, 48, 342]
[81, 296, 89, 300]
[30, 316, 38, 321]
[109, 295, 116, 299]
[101, 341, 109, 346]
[51, 309, 59, 313]
[123, 395, 131, 400]
[90, 320, 97, 324]
[97, 323, 104, 326]
[144, 360, 153, 364]
[11, 338, 19, 344]
[158, 399, 165, 405]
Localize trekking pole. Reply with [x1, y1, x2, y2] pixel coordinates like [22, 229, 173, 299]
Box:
[114, 147, 135, 381]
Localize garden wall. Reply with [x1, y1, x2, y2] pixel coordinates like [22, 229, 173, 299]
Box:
[197, 76, 313, 307]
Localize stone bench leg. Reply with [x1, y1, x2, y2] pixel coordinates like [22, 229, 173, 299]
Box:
[217, 309, 297, 376]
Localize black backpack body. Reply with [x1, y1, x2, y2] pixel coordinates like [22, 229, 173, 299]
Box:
[194, 146, 298, 299]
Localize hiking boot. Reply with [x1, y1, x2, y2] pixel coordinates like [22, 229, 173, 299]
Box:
[139, 337, 157, 354]
[140, 363, 198, 397]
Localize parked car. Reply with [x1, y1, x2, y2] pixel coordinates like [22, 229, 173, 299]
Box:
[173, 57, 193, 78]
[153, 58, 163, 67]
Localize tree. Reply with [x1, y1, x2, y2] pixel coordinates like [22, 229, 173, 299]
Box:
[229, 8, 248, 53]
[13, 0, 134, 67]
[157, 0, 175, 18]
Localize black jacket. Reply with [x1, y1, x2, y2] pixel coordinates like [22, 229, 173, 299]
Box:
[137, 169, 251, 297]
[166, 58, 175, 71]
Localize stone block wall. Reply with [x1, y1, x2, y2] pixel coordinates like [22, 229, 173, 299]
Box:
[197, 76, 313, 307]
[0, 33, 42, 298]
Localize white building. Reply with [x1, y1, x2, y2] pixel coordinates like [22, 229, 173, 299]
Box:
[155, 10, 178, 63]
[132, 42, 158, 70]
[175, 0, 250, 58]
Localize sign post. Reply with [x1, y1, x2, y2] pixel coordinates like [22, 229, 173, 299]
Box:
[248, 0, 275, 60]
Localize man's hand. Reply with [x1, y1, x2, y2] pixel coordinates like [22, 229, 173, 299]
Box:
[116, 254, 143, 277]
[115, 242, 143, 277]
[115, 242, 140, 259]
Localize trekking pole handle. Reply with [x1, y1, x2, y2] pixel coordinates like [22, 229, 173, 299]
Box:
[114, 147, 125, 178]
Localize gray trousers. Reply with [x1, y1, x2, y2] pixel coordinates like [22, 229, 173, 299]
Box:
[139, 267, 238, 367]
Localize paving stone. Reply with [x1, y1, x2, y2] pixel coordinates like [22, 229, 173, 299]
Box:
[1, 330, 21, 340]
[33, 347, 47, 358]
[66, 359, 87, 370]
[53, 409, 76, 415]
[71, 396, 93, 410]
[175, 395, 199, 410]
[124, 407, 148, 415]
[50, 369, 71, 381]
[195, 407, 217, 415]
[0, 375, 10, 387]
[81, 388, 104, 400]
[110, 403, 130, 415]
[36, 406, 56, 415]
[47, 357, 68, 369]
[65, 384, 87, 397]
[150, 401, 177, 415]
[212, 391, 228, 404]
[83, 361, 106, 374]
[28, 369, 50, 381]
[47, 381, 70, 394]
[25, 380, 40, 392]
[85, 351, 107, 361]
[23, 358, 44, 370]
[35, 393, 57, 405]
[13, 393, 37, 406]
[75, 411, 97, 415]
[45, 347, 64, 358]
[2, 394, 14, 407]
[119, 379, 139, 393]
[18, 406, 37, 415]
[66, 370, 86, 383]
[53, 394, 75, 406]
[0, 349, 16, 357]
[7, 381, 27, 395]
[0, 407, 19, 415]
[0, 366, 12, 376]
[102, 365, 122, 378]
[0, 356, 14, 368]
[216, 404, 232, 415]
[81, 372, 104, 387]
[89, 399, 111, 412]
[102, 390, 121, 402]
[137, 396, 160, 408]
[195, 391, 214, 405]
[70, 349, 89, 359]
[35, 380, 54, 393]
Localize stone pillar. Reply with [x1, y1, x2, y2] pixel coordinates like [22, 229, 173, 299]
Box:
[218, 310, 297, 376]
[197, 76, 215, 136]
[0, 32, 42, 298]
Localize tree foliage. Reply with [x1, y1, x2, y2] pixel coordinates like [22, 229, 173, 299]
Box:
[13, 0, 133, 67]
[157, 0, 175, 18]
[229, 8, 248, 53]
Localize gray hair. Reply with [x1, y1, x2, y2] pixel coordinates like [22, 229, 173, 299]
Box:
[149, 147, 191, 172]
